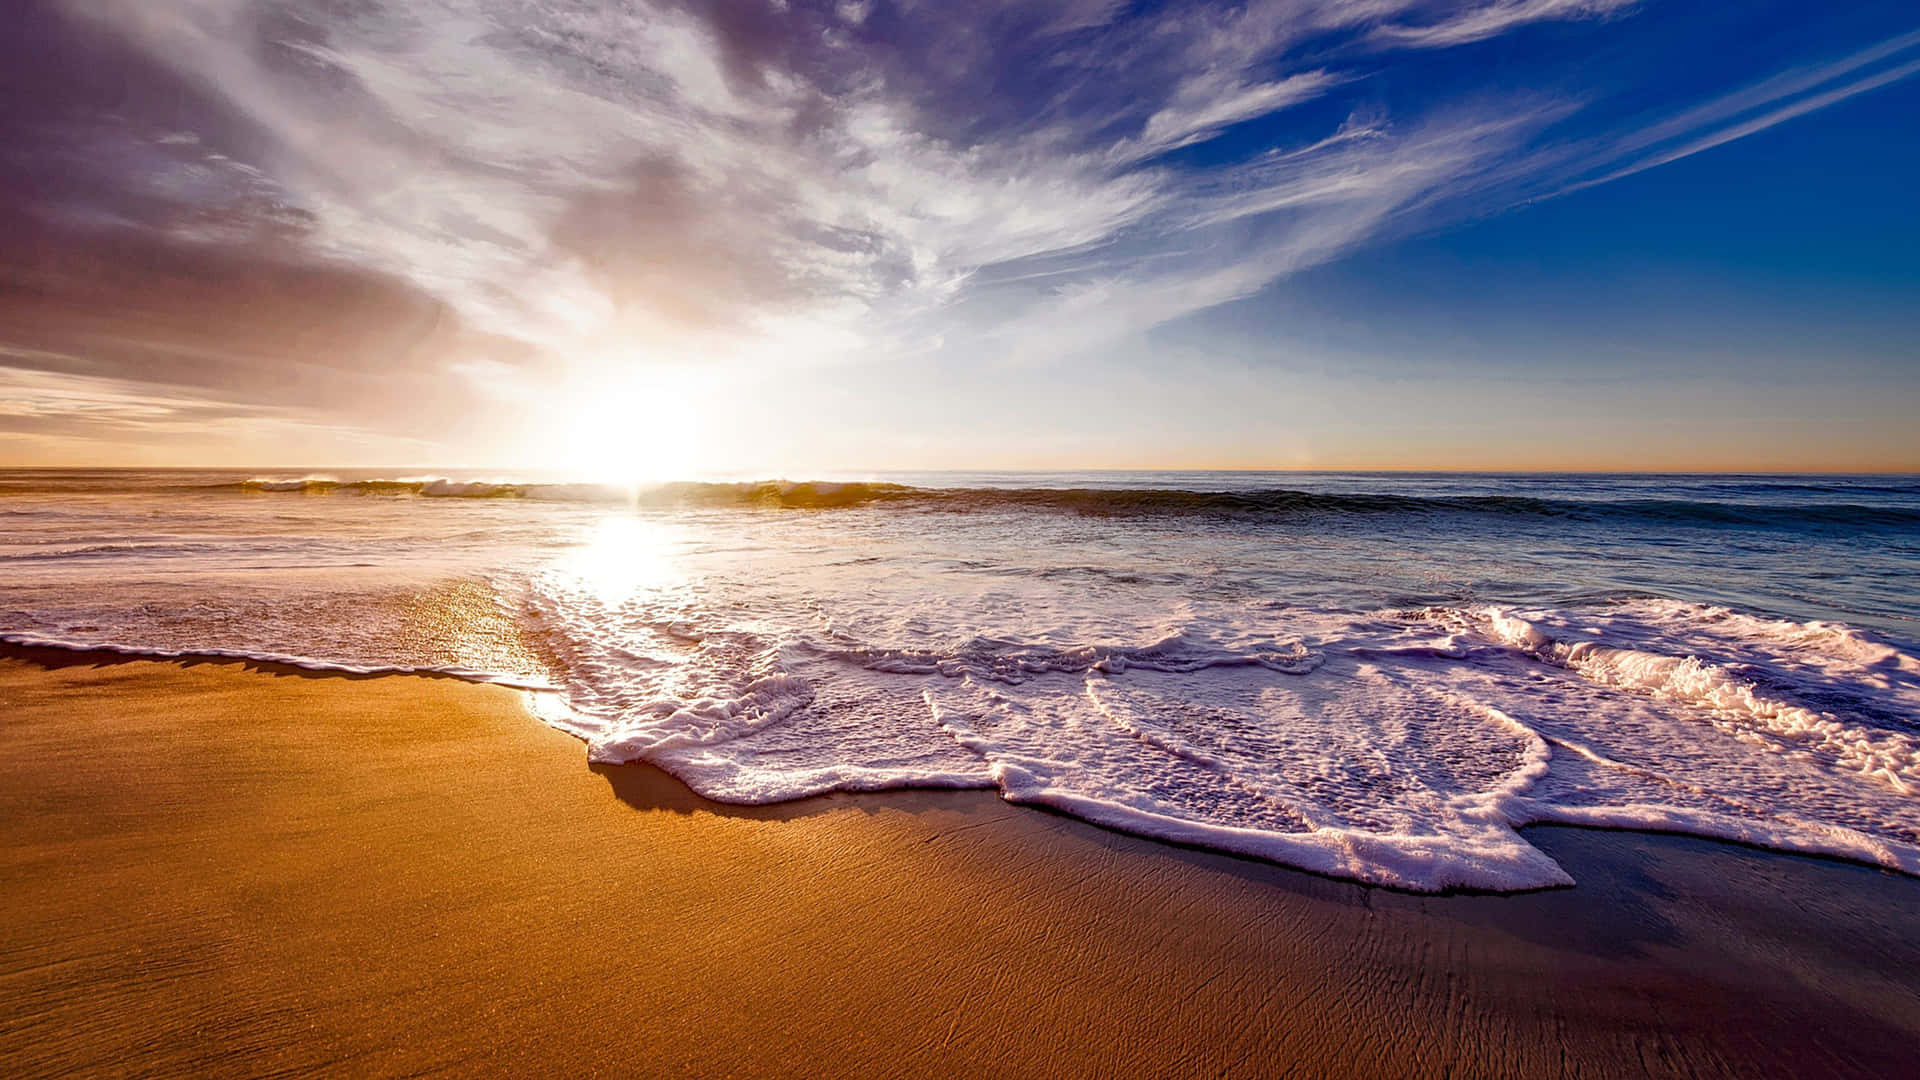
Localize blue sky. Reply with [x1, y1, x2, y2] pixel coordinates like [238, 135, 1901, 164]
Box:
[1, 1, 1915, 471]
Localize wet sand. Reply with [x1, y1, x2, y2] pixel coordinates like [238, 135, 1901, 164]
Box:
[3, 655, 1917, 1078]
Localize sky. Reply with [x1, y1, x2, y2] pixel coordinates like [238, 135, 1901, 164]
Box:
[1, 0, 1916, 474]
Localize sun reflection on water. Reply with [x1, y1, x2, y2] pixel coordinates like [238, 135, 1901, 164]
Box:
[564, 515, 682, 605]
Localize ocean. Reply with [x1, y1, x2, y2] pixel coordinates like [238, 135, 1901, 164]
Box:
[3, 468, 1916, 892]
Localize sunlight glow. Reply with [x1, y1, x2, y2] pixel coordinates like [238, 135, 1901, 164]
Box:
[540, 364, 710, 484]
[565, 515, 682, 606]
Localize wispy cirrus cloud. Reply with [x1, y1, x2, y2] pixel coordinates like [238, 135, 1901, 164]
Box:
[4, 1, 1916, 466]
[34, 0, 1637, 367]
[1554, 28, 1920, 194]
[1372, 0, 1637, 48]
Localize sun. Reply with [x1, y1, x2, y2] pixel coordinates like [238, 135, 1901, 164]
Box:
[542, 366, 708, 485]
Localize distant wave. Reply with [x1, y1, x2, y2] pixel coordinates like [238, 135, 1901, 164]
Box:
[235, 476, 553, 498]
[221, 476, 938, 505]
[209, 476, 1920, 529]
[0, 473, 1911, 531]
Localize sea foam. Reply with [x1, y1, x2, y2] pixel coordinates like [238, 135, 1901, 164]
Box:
[5, 469, 1917, 892]
[522, 582, 1920, 892]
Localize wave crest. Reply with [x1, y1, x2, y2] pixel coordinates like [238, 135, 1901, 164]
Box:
[210, 477, 1920, 529]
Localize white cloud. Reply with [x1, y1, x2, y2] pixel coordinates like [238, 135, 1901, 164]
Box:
[55, 0, 1903, 402]
[1120, 70, 1342, 163]
[1556, 30, 1920, 193]
[1373, 0, 1636, 49]
[978, 107, 1556, 364]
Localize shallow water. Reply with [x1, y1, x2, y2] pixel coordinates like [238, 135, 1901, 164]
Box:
[3, 469, 1916, 891]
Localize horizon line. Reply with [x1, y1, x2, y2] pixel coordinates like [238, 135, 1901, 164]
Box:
[4, 464, 1918, 477]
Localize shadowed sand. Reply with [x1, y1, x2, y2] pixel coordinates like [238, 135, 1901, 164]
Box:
[3, 657, 1918, 1078]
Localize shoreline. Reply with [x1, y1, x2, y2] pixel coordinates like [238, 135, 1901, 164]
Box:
[4, 656, 1918, 1076]
[8, 635, 1916, 897]
[11, 635, 1918, 897]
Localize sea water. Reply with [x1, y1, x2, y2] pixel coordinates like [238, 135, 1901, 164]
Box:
[3, 469, 1915, 891]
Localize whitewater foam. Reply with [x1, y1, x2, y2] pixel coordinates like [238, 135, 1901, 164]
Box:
[1481, 603, 1920, 792]
[4, 469, 1916, 892]
[519, 584, 1919, 890]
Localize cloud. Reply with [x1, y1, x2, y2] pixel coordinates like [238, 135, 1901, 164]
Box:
[1118, 70, 1343, 163]
[1372, 0, 1636, 49]
[973, 105, 1560, 363]
[49, 0, 1640, 371]
[1555, 28, 1920, 193]
[4, 1, 1912, 465]
[0, 361, 442, 467]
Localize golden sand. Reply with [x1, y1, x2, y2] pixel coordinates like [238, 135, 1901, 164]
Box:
[3, 656, 1917, 1077]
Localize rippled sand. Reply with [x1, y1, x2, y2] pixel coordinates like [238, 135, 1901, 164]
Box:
[3, 655, 1918, 1077]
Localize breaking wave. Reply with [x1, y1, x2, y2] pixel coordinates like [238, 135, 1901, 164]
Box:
[519, 584, 1920, 892]
[207, 476, 1920, 530]
[6, 468, 1916, 892]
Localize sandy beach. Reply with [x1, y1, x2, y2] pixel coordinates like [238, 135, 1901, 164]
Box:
[9, 0, 1918, 1074]
[3, 653, 1917, 1078]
